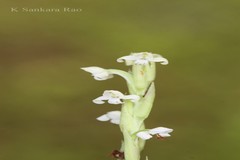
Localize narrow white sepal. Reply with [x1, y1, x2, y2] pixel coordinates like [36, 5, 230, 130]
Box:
[96, 115, 110, 121]
[81, 66, 113, 80]
[137, 131, 153, 140]
[110, 119, 120, 125]
[117, 55, 136, 63]
[106, 111, 121, 120]
[148, 127, 173, 135]
[158, 133, 171, 137]
[96, 111, 121, 125]
[108, 98, 123, 104]
[92, 97, 106, 104]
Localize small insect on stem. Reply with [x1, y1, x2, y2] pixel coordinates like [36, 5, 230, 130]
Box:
[111, 150, 125, 159]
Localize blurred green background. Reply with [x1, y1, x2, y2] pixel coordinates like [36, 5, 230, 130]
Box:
[0, 0, 240, 160]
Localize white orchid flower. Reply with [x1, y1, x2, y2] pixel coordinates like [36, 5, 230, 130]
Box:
[117, 52, 168, 65]
[81, 66, 113, 80]
[136, 127, 173, 140]
[93, 90, 140, 104]
[96, 111, 121, 125]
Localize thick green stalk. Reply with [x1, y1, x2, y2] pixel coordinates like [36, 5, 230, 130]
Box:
[120, 101, 140, 160]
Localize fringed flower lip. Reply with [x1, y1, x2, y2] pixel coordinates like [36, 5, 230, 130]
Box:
[81, 66, 113, 80]
[93, 90, 140, 105]
[117, 52, 168, 65]
[136, 127, 173, 140]
[96, 111, 121, 125]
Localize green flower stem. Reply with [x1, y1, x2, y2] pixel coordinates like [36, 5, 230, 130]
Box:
[119, 82, 155, 160]
[120, 101, 140, 160]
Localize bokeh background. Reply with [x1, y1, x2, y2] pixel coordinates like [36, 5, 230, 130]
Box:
[0, 0, 240, 160]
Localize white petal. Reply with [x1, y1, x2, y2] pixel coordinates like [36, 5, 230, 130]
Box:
[96, 111, 121, 124]
[92, 96, 108, 104]
[149, 127, 173, 135]
[111, 90, 125, 97]
[81, 66, 105, 74]
[150, 54, 169, 65]
[125, 60, 134, 66]
[108, 98, 123, 104]
[93, 99, 105, 104]
[94, 72, 113, 80]
[110, 119, 120, 125]
[106, 111, 121, 120]
[102, 91, 113, 99]
[96, 114, 110, 121]
[117, 55, 137, 63]
[158, 133, 171, 137]
[137, 131, 153, 140]
[103, 90, 124, 99]
[94, 76, 109, 81]
[81, 66, 113, 81]
[153, 57, 168, 65]
[123, 95, 140, 102]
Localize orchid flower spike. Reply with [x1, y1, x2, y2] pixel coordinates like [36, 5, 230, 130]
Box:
[81, 66, 113, 80]
[93, 90, 140, 105]
[117, 52, 168, 65]
[96, 111, 121, 125]
[136, 127, 173, 140]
